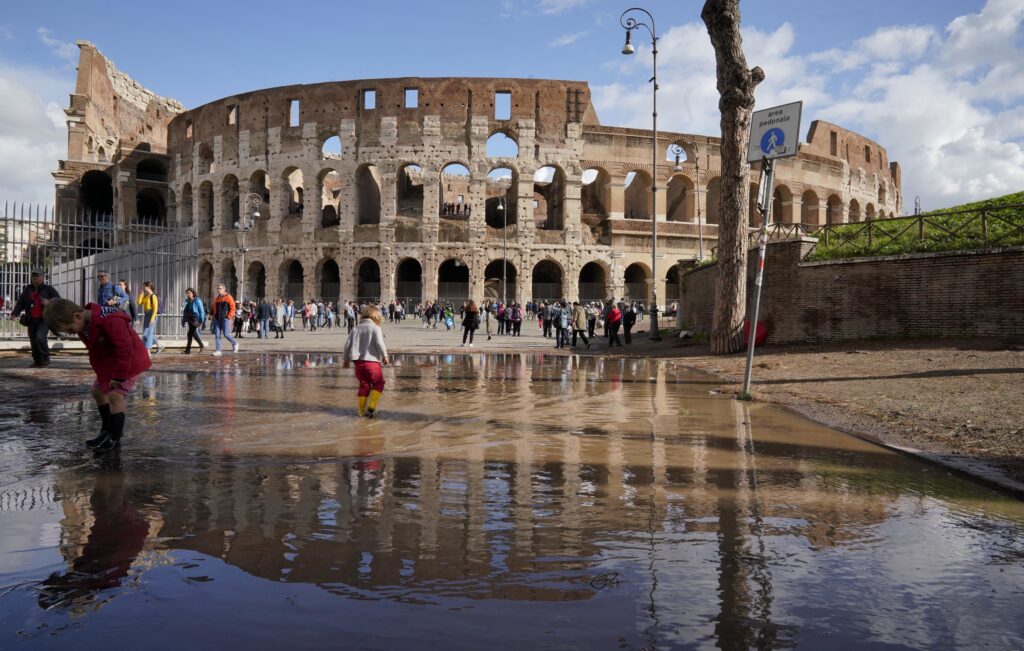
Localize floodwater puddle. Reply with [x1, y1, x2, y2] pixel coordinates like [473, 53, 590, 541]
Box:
[1, 353, 1022, 648]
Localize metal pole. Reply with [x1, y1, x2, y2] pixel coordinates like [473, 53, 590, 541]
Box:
[741, 158, 775, 397]
[501, 199, 507, 306]
[649, 23, 660, 341]
[696, 148, 704, 260]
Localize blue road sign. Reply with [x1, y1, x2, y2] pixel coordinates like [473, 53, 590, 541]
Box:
[760, 128, 785, 156]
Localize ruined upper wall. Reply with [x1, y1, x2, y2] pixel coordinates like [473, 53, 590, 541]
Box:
[64, 41, 183, 163]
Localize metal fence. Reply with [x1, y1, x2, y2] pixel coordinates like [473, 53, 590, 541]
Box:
[1, 202, 197, 339]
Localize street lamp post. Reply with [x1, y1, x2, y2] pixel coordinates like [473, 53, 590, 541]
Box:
[236, 193, 261, 302]
[671, 144, 704, 261]
[497, 197, 508, 306]
[621, 7, 661, 341]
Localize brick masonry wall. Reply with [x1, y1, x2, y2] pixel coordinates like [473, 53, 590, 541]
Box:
[679, 239, 1024, 343]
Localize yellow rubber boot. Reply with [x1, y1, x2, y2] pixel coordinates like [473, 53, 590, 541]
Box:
[366, 390, 382, 418]
[357, 395, 367, 417]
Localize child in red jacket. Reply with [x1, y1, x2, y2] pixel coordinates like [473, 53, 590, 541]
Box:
[44, 299, 152, 453]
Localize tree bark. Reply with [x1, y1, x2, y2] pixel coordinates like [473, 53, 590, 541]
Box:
[702, 0, 764, 354]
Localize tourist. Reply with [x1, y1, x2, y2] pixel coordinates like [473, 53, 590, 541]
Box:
[571, 301, 590, 349]
[346, 301, 357, 332]
[461, 300, 480, 347]
[233, 302, 247, 339]
[551, 301, 565, 348]
[483, 300, 494, 341]
[586, 302, 599, 339]
[509, 302, 523, 336]
[607, 302, 623, 347]
[118, 279, 138, 325]
[257, 298, 274, 339]
[496, 302, 506, 335]
[623, 303, 637, 345]
[343, 305, 389, 418]
[211, 284, 239, 356]
[9, 270, 60, 368]
[309, 300, 319, 331]
[274, 299, 286, 339]
[301, 302, 310, 330]
[96, 271, 129, 310]
[285, 299, 296, 331]
[558, 300, 571, 347]
[603, 300, 614, 339]
[43, 298, 151, 454]
[137, 281, 163, 354]
[541, 301, 553, 338]
[443, 304, 455, 330]
[181, 288, 205, 354]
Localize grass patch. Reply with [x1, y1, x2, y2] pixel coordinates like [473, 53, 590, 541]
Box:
[806, 191, 1024, 262]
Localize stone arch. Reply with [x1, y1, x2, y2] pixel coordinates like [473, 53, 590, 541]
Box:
[486, 167, 517, 228]
[281, 167, 304, 216]
[198, 260, 214, 302]
[665, 141, 696, 166]
[281, 259, 305, 302]
[624, 169, 652, 220]
[666, 174, 695, 222]
[773, 184, 794, 224]
[396, 163, 424, 218]
[198, 181, 215, 232]
[826, 194, 843, 224]
[221, 174, 240, 226]
[356, 258, 381, 302]
[865, 203, 876, 220]
[318, 257, 341, 301]
[486, 131, 519, 159]
[79, 170, 113, 221]
[321, 134, 343, 160]
[197, 143, 215, 175]
[801, 189, 820, 225]
[439, 162, 471, 218]
[623, 262, 650, 302]
[319, 167, 342, 227]
[221, 259, 238, 298]
[534, 165, 565, 230]
[705, 177, 721, 225]
[250, 170, 271, 205]
[97, 146, 107, 163]
[849, 199, 861, 223]
[531, 259, 563, 301]
[578, 260, 609, 302]
[438, 258, 470, 303]
[395, 258, 423, 305]
[246, 260, 266, 300]
[180, 183, 194, 227]
[878, 184, 887, 206]
[135, 188, 166, 225]
[581, 167, 611, 218]
[484, 258, 517, 302]
[136, 158, 168, 183]
[356, 164, 382, 225]
[665, 265, 681, 306]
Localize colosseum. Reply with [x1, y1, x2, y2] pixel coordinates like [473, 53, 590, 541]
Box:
[54, 42, 902, 307]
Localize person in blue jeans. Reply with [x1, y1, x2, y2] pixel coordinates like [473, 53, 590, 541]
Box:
[257, 298, 274, 339]
[137, 281, 163, 354]
[210, 284, 239, 356]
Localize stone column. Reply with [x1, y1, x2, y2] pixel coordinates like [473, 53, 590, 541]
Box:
[303, 167, 321, 233]
[609, 178, 626, 220]
[563, 175, 583, 247]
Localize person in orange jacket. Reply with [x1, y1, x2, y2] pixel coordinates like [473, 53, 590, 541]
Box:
[210, 284, 239, 357]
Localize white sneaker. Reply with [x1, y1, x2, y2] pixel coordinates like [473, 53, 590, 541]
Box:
[232, 342, 240, 353]
[459, 343, 466, 348]
[468, 343, 474, 348]
[212, 350, 222, 357]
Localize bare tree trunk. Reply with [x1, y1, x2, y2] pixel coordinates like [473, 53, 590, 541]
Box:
[702, 0, 764, 354]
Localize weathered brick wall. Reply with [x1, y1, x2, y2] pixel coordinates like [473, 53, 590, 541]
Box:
[679, 240, 1024, 343]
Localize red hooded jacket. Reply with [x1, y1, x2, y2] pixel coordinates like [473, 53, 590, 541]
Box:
[80, 303, 153, 380]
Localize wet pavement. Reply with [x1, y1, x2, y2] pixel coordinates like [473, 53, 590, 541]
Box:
[1, 352, 1023, 650]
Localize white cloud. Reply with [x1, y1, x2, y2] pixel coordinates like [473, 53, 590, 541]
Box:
[36, 27, 77, 66]
[538, 0, 589, 15]
[591, 0, 1024, 209]
[549, 31, 587, 47]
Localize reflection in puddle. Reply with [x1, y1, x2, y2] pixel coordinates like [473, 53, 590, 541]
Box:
[0, 353, 1022, 648]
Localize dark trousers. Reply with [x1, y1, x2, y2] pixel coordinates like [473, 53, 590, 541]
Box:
[27, 317, 50, 365]
[608, 323, 622, 347]
[512, 321, 521, 336]
[542, 320, 552, 337]
[587, 318, 596, 339]
[185, 322, 204, 351]
[572, 329, 589, 347]
[554, 327, 566, 348]
[462, 327, 476, 344]
[624, 325, 633, 345]
[497, 319, 505, 335]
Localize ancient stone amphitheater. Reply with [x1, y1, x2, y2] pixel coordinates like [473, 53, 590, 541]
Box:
[55, 42, 902, 306]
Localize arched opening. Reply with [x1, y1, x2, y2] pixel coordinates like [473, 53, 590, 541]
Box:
[356, 164, 382, 225]
[485, 167, 517, 228]
[135, 188, 166, 225]
[624, 170, 652, 220]
[826, 195, 843, 224]
[221, 174, 240, 226]
[878, 184, 887, 206]
[486, 132, 519, 159]
[534, 166, 565, 229]
[439, 163, 471, 218]
[865, 203, 876, 220]
[578, 261, 608, 302]
[356, 259, 381, 302]
[222, 260, 238, 298]
[198, 261, 214, 303]
[322, 135, 342, 159]
[319, 258, 340, 301]
[396, 164, 423, 217]
[705, 177, 721, 225]
[197, 144, 215, 175]
[97, 146, 107, 163]
[136, 158, 168, 183]
[624, 263, 649, 302]
[531, 260, 563, 302]
[247, 261, 266, 301]
[79, 170, 113, 221]
[180, 183, 194, 227]
[849, 199, 861, 223]
[438, 258, 470, 303]
[581, 167, 611, 218]
[320, 169, 342, 227]
[801, 189, 820, 225]
[198, 181, 215, 232]
[282, 167, 304, 216]
[484, 259, 517, 302]
[396, 258, 423, 305]
[250, 170, 270, 206]
[666, 175, 695, 222]
[773, 185, 794, 223]
[282, 260, 304, 302]
[665, 265, 680, 306]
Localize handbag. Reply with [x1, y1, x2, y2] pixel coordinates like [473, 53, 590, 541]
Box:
[19, 313, 30, 327]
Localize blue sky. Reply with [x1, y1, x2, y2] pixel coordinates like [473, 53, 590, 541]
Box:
[1, 0, 1022, 208]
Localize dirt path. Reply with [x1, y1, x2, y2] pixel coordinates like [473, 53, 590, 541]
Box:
[615, 336, 1024, 487]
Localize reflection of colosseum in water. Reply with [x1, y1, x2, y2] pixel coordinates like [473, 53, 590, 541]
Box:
[54, 42, 902, 305]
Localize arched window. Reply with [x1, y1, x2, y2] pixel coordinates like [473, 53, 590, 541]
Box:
[322, 135, 342, 159]
[396, 164, 423, 218]
[581, 168, 611, 218]
[485, 167, 516, 228]
[666, 175, 695, 222]
[79, 170, 113, 221]
[396, 258, 423, 304]
[356, 164, 382, 225]
[320, 169, 342, 227]
[282, 260, 304, 302]
[439, 163, 471, 218]
[624, 170, 652, 220]
[135, 188, 166, 225]
[800, 189, 820, 225]
[357, 259, 381, 302]
[484, 259, 517, 302]
[486, 132, 518, 159]
[534, 166, 565, 229]
[438, 259, 470, 303]
[578, 262, 608, 302]
[531, 260, 563, 301]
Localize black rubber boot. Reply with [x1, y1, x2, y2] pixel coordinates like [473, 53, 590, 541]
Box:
[87, 404, 112, 448]
[95, 412, 125, 454]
